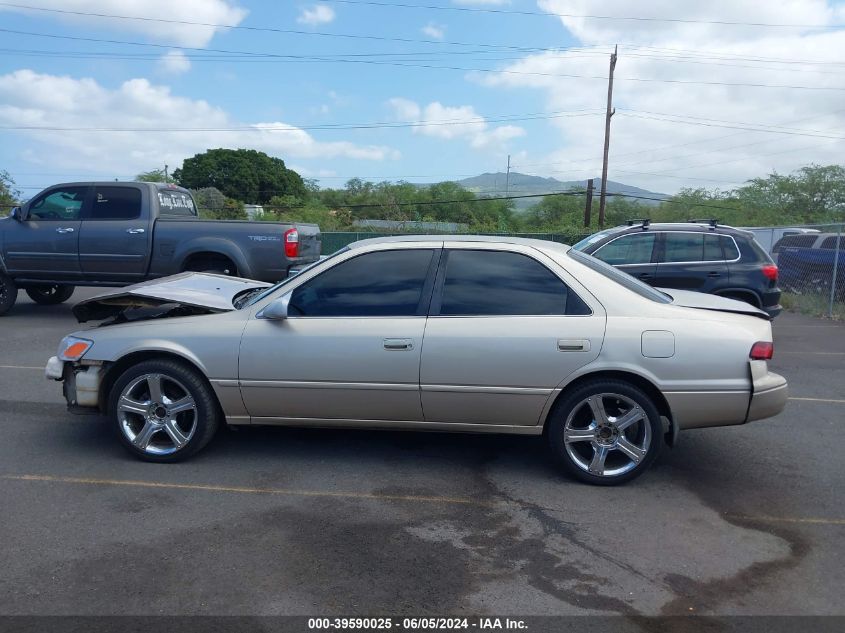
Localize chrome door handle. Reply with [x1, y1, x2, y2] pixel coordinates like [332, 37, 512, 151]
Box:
[384, 338, 414, 351]
[55, 227, 75, 234]
[126, 228, 145, 234]
[558, 339, 590, 352]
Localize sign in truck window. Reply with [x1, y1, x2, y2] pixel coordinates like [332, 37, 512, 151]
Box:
[157, 191, 196, 216]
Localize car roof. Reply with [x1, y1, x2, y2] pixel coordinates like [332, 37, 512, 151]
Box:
[348, 234, 572, 252]
[608, 222, 753, 238]
[34, 181, 191, 192]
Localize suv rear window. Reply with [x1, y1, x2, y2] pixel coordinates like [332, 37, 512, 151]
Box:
[821, 236, 842, 249]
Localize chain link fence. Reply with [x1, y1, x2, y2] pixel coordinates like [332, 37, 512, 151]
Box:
[744, 223, 844, 319]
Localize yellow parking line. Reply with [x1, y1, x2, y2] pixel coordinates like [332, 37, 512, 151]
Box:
[727, 514, 845, 526]
[0, 474, 496, 508]
[789, 397, 845, 404]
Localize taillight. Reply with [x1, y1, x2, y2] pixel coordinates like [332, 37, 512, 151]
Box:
[762, 264, 778, 282]
[284, 228, 299, 258]
[750, 341, 774, 360]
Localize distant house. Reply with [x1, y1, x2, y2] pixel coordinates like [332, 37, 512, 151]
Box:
[244, 204, 264, 220]
[353, 219, 468, 232]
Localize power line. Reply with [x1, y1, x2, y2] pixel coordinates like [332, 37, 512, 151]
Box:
[0, 109, 603, 133]
[320, 0, 845, 29]
[5, 28, 845, 92]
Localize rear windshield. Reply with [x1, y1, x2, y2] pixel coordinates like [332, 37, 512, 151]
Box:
[157, 190, 197, 217]
[567, 249, 671, 304]
[772, 234, 817, 252]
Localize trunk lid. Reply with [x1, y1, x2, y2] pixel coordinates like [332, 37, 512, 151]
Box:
[72, 272, 270, 322]
[661, 288, 770, 320]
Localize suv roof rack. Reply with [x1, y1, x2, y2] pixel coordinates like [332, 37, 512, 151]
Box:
[687, 218, 720, 229]
[625, 218, 651, 229]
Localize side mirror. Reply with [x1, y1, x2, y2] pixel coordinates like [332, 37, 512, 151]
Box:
[258, 294, 291, 320]
[9, 207, 22, 221]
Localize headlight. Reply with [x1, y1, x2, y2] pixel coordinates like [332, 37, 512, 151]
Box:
[58, 336, 94, 361]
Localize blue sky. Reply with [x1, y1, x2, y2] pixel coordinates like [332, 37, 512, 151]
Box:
[2, 1, 845, 199]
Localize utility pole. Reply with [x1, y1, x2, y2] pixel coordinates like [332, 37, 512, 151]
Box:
[598, 44, 617, 229]
[164, 164, 169, 184]
[505, 154, 511, 197]
[584, 178, 594, 227]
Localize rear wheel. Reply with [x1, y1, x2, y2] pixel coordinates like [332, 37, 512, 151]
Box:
[547, 379, 662, 485]
[109, 359, 221, 462]
[25, 284, 74, 305]
[184, 255, 237, 276]
[0, 273, 17, 316]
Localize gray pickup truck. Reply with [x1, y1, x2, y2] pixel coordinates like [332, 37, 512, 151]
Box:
[0, 181, 320, 315]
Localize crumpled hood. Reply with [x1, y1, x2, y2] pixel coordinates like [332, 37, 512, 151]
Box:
[72, 272, 270, 322]
[660, 288, 770, 320]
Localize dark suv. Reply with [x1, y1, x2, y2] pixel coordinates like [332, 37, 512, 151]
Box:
[572, 220, 782, 318]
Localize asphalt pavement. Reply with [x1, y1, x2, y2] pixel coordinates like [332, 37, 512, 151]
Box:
[0, 287, 843, 617]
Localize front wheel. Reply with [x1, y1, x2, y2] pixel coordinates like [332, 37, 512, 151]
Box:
[547, 380, 663, 485]
[109, 359, 221, 462]
[25, 284, 74, 305]
[0, 273, 17, 316]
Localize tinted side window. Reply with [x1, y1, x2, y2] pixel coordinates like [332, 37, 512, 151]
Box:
[89, 187, 141, 220]
[703, 234, 725, 261]
[821, 236, 841, 249]
[720, 235, 740, 260]
[663, 233, 706, 263]
[593, 233, 655, 265]
[157, 190, 197, 217]
[289, 249, 434, 317]
[438, 250, 590, 316]
[29, 186, 87, 220]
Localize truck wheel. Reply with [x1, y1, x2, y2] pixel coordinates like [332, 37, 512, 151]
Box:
[25, 285, 75, 305]
[0, 274, 18, 316]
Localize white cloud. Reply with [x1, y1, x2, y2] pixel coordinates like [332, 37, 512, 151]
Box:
[388, 98, 525, 149]
[0, 0, 247, 47]
[297, 4, 336, 26]
[158, 50, 191, 74]
[0, 70, 399, 176]
[421, 22, 446, 39]
[474, 0, 845, 193]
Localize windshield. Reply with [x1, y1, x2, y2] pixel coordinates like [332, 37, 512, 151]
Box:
[567, 249, 672, 304]
[572, 229, 618, 251]
[237, 247, 350, 309]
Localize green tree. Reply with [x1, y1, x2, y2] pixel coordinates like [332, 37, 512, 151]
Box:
[1, 170, 20, 209]
[192, 186, 247, 220]
[173, 148, 306, 205]
[135, 168, 168, 183]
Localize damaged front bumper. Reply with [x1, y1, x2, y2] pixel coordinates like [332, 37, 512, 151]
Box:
[45, 356, 105, 412]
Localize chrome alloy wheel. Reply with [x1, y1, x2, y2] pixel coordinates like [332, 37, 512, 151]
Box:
[117, 373, 197, 456]
[563, 393, 652, 477]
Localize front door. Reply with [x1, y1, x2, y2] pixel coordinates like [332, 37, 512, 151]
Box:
[420, 245, 605, 427]
[239, 247, 440, 422]
[79, 185, 151, 280]
[3, 185, 87, 279]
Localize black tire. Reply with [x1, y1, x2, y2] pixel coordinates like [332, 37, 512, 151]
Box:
[0, 273, 17, 316]
[547, 379, 663, 485]
[25, 284, 74, 305]
[108, 358, 221, 463]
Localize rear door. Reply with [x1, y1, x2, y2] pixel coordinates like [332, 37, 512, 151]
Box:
[590, 232, 658, 284]
[3, 185, 88, 279]
[79, 184, 151, 281]
[654, 231, 729, 293]
[419, 244, 605, 427]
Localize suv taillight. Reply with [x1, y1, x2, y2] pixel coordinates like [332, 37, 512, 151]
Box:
[284, 228, 299, 258]
[762, 264, 778, 281]
[750, 341, 774, 360]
